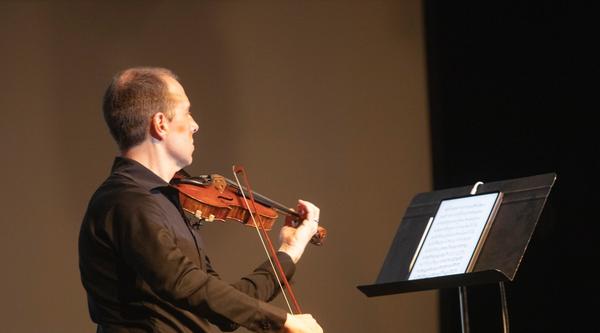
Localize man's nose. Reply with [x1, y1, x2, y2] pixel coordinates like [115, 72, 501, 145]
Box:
[191, 119, 199, 134]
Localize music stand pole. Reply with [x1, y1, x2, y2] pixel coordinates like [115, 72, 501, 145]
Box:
[459, 286, 470, 333]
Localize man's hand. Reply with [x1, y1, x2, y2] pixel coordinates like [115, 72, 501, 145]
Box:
[278, 200, 320, 263]
[283, 313, 323, 333]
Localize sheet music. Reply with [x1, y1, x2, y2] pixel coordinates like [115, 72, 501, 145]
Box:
[408, 192, 500, 280]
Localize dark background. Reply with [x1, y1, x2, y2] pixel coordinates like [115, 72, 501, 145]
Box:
[426, 1, 597, 332]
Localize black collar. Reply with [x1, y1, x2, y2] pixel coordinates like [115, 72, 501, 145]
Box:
[110, 156, 171, 192]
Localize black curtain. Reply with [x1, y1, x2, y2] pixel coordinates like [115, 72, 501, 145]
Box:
[425, 2, 597, 332]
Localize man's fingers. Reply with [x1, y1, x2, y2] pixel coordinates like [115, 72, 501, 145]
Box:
[298, 199, 320, 223]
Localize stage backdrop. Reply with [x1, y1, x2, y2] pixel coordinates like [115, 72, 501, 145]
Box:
[0, 2, 434, 332]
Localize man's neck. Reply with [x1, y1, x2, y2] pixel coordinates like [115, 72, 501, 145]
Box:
[122, 142, 178, 182]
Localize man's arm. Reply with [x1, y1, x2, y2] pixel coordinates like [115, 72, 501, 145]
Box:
[222, 251, 296, 301]
[116, 197, 323, 332]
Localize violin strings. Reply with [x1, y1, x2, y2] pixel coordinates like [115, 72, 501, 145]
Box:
[232, 170, 295, 315]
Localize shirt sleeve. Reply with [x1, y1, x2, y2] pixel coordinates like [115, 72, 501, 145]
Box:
[113, 198, 291, 333]
[206, 251, 296, 302]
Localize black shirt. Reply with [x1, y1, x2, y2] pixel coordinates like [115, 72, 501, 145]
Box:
[79, 157, 294, 332]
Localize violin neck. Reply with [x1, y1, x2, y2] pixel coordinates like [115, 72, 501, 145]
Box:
[224, 178, 300, 219]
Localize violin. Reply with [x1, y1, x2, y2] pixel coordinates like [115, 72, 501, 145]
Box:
[171, 169, 327, 245]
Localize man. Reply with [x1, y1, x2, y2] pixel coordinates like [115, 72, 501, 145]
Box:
[79, 67, 323, 333]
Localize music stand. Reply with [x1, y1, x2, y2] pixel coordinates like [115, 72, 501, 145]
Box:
[357, 173, 556, 332]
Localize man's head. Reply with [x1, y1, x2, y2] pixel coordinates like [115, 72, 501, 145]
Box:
[103, 67, 178, 151]
[103, 67, 198, 167]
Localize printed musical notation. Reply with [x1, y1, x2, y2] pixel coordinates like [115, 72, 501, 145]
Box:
[409, 193, 500, 280]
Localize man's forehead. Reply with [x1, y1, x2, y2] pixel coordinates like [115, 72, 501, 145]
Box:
[163, 75, 188, 102]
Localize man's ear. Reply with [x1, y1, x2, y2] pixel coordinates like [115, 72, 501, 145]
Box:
[149, 112, 169, 140]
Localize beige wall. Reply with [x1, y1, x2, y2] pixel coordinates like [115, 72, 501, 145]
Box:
[0, 2, 434, 332]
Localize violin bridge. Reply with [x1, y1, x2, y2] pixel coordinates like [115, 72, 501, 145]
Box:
[212, 174, 227, 193]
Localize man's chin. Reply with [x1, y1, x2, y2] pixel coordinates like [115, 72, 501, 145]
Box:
[177, 157, 193, 169]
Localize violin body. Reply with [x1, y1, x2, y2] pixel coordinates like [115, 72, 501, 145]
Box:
[176, 174, 278, 229]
